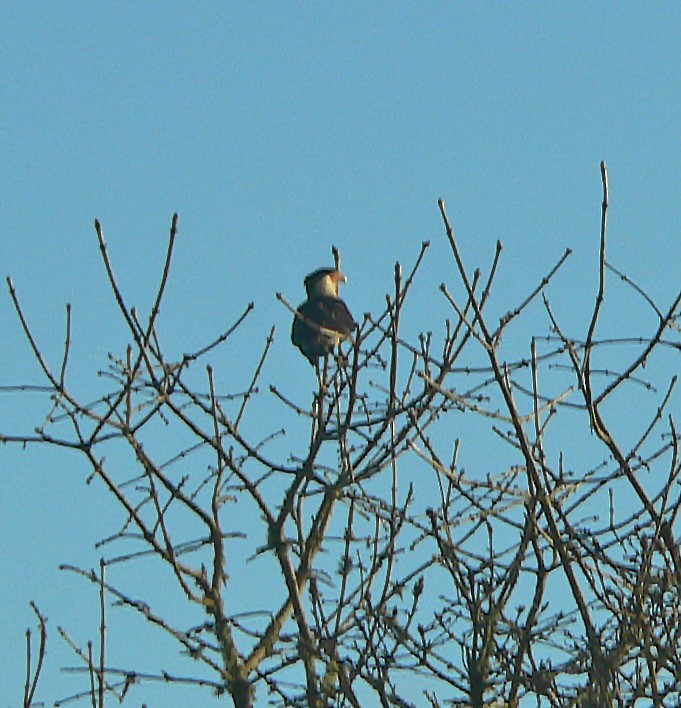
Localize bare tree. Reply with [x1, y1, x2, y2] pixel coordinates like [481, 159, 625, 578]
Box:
[6, 163, 681, 707]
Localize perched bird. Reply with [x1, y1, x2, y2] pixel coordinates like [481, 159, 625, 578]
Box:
[291, 252, 356, 366]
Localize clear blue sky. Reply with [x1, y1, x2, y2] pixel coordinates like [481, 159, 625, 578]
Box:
[2, 4, 681, 706]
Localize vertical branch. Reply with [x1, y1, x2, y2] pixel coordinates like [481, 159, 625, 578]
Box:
[143, 213, 179, 348]
[93, 220, 154, 378]
[87, 641, 96, 708]
[59, 303, 72, 389]
[382, 263, 402, 607]
[7, 278, 69, 394]
[235, 326, 275, 430]
[207, 365, 227, 597]
[389, 263, 401, 416]
[23, 603, 48, 708]
[583, 161, 609, 416]
[98, 559, 106, 708]
[530, 337, 545, 476]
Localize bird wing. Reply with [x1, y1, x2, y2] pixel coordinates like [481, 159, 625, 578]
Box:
[291, 297, 356, 364]
[312, 296, 356, 336]
[293, 297, 355, 337]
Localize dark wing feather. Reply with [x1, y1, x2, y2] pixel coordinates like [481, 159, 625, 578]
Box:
[313, 296, 356, 336]
[291, 296, 356, 365]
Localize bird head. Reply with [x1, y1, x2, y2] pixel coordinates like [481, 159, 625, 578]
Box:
[304, 268, 346, 299]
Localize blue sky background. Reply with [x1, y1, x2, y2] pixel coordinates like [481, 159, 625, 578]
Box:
[2, 4, 681, 706]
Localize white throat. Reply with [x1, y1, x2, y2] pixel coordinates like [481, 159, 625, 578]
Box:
[310, 274, 339, 299]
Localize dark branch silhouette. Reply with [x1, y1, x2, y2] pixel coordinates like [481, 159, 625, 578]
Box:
[5, 165, 681, 707]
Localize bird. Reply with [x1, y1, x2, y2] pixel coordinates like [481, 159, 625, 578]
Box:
[291, 250, 356, 367]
